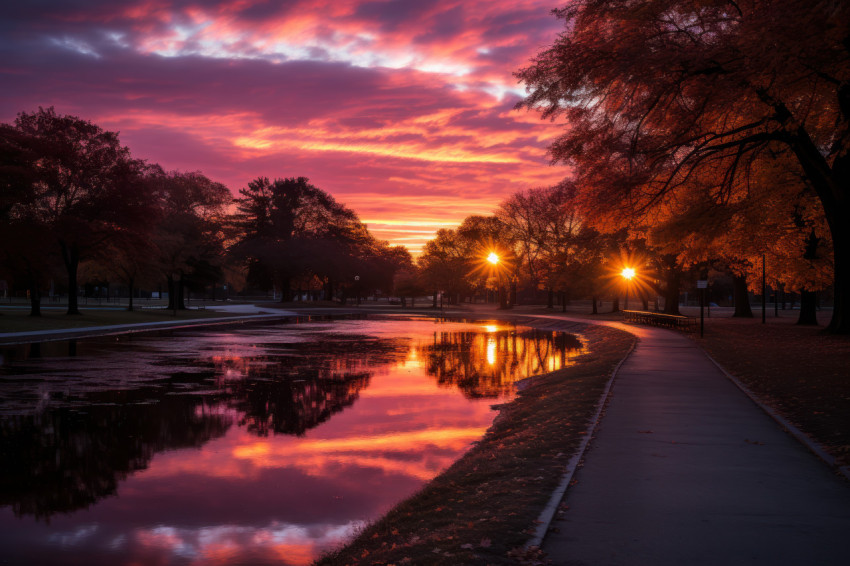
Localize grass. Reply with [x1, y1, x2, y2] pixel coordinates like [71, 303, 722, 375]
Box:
[0, 304, 240, 334]
[314, 324, 635, 566]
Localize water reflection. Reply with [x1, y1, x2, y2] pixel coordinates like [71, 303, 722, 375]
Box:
[214, 337, 409, 436]
[424, 326, 585, 398]
[0, 393, 231, 521]
[0, 317, 585, 565]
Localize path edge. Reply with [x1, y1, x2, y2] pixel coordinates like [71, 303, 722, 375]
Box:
[524, 333, 638, 550]
[699, 348, 850, 482]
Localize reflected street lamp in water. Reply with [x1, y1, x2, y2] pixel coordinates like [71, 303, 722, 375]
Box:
[621, 267, 635, 310]
[487, 252, 508, 309]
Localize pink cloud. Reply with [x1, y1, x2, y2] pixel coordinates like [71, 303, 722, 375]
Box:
[0, 0, 566, 252]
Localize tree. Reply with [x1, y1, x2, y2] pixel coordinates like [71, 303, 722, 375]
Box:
[355, 243, 413, 301]
[418, 228, 475, 305]
[7, 108, 152, 315]
[231, 177, 370, 302]
[518, 0, 850, 332]
[456, 215, 515, 305]
[0, 123, 55, 315]
[648, 154, 833, 322]
[99, 230, 159, 311]
[152, 170, 231, 310]
[417, 218, 512, 306]
[499, 183, 596, 307]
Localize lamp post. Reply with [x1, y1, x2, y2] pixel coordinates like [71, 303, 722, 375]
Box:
[487, 252, 507, 309]
[621, 267, 635, 310]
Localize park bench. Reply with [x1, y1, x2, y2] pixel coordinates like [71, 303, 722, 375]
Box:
[622, 310, 697, 332]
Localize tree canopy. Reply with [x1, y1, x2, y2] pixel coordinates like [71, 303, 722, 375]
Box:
[518, 0, 850, 332]
[4, 107, 153, 314]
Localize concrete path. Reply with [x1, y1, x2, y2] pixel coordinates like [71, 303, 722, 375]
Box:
[0, 309, 299, 344]
[540, 321, 850, 565]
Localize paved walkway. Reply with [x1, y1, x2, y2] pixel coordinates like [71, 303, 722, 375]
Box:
[538, 319, 850, 565]
[0, 307, 300, 344]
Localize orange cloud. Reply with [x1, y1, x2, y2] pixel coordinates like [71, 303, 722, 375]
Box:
[2, 0, 569, 255]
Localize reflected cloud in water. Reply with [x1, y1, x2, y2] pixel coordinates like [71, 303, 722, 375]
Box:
[0, 316, 584, 565]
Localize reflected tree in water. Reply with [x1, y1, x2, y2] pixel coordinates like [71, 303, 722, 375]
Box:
[0, 324, 579, 521]
[0, 389, 231, 521]
[422, 329, 584, 398]
[213, 336, 410, 436]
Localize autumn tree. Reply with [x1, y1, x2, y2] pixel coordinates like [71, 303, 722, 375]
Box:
[518, 0, 850, 332]
[649, 154, 833, 323]
[498, 183, 589, 307]
[6, 107, 152, 315]
[457, 215, 515, 305]
[417, 215, 513, 306]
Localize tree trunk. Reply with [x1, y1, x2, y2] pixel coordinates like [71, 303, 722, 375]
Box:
[591, 295, 598, 315]
[279, 277, 290, 303]
[127, 276, 135, 312]
[788, 132, 848, 332]
[732, 275, 754, 318]
[176, 275, 186, 309]
[662, 268, 681, 315]
[826, 215, 849, 333]
[166, 275, 175, 310]
[327, 277, 335, 302]
[29, 286, 41, 317]
[611, 296, 620, 313]
[60, 241, 81, 315]
[797, 290, 818, 325]
[547, 287, 554, 309]
[561, 291, 567, 312]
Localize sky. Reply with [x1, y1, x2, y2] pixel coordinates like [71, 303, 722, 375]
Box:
[1, 0, 568, 254]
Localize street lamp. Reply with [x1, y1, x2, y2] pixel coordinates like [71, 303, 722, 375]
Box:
[621, 267, 635, 310]
[487, 252, 507, 309]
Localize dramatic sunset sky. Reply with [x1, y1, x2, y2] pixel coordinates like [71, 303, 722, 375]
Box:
[1, 0, 568, 253]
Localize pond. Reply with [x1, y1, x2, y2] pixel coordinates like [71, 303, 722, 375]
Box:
[0, 315, 584, 565]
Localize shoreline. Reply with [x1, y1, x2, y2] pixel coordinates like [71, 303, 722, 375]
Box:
[0, 305, 637, 564]
[313, 316, 636, 565]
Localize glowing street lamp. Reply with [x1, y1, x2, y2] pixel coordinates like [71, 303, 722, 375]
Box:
[621, 267, 636, 310]
[487, 252, 507, 309]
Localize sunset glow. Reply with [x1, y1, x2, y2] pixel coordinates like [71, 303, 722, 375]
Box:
[0, 0, 567, 253]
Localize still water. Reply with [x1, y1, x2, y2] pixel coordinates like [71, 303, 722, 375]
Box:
[0, 316, 584, 565]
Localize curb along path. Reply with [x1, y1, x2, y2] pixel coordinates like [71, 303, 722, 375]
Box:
[530, 316, 850, 566]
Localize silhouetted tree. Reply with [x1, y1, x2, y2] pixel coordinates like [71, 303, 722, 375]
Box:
[232, 176, 375, 301]
[6, 108, 152, 315]
[152, 170, 230, 309]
